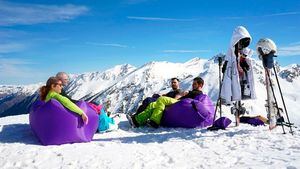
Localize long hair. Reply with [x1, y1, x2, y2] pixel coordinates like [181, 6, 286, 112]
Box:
[40, 77, 60, 101]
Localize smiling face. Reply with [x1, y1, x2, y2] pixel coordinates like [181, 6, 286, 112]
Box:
[51, 80, 63, 94]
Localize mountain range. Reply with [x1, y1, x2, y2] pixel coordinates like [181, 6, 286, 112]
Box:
[1, 57, 299, 123]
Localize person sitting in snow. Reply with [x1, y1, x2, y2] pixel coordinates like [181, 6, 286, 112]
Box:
[136, 77, 182, 115]
[162, 77, 182, 98]
[56, 72, 102, 114]
[56, 72, 117, 132]
[56, 72, 78, 103]
[97, 98, 118, 132]
[127, 77, 205, 128]
[39, 76, 89, 124]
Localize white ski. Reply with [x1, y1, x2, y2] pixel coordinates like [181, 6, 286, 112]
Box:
[264, 68, 277, 130]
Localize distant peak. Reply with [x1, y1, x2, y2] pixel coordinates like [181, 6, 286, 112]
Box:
[185, 57, 201, 63]
[279, 64, 300, 82]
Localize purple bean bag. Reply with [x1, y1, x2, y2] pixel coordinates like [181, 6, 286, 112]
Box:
[29, 99, 98, 145]
[213, 117, 232, 129]
[161, 94, 214, 128]
[240, 116, 265, 126]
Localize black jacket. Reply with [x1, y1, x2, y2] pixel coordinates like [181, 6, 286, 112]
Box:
[180, 89, 203, 100]
[164, 89, 181, 98]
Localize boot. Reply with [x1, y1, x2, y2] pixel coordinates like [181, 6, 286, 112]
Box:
[126, 114, 139, 128]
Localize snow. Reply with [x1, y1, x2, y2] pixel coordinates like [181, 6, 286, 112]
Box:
[0, 114, 300, 169]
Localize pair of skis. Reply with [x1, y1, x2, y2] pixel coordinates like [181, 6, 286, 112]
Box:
[264, 66, 294, 134]
[233, 64, 294, 134]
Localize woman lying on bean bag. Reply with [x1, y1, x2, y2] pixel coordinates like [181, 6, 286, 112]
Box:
[30, 77, 98, 145]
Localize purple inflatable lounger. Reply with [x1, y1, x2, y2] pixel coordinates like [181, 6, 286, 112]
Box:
[29, 99, 98, 145]
[161, 94, 215, 128]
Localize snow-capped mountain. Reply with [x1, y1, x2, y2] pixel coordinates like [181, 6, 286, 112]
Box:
[84, 58, 210, 114]
[0, 84, 42, 117]
[1, 57, 299, 124]
[279, 64, 300, 82]
[65, 64, 136, 100]
[0, 83, 41, 97]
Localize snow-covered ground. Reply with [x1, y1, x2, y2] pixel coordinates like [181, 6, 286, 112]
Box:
[1, 114, 299, 169]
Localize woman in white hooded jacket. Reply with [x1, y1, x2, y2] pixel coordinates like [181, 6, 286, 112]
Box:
[220, 26, 256, 104]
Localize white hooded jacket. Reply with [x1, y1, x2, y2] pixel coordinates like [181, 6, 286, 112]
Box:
[220, 26, 256, 103]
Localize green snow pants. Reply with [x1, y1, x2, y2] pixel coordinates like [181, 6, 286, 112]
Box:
[135, 96, 178, 126]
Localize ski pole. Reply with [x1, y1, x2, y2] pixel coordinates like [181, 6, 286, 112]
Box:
[218, 57, 223, 118]
[212, 57, 224, 123]
[272, 66, 294, 134]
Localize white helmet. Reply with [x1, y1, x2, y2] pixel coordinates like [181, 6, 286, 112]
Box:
[256, 38, 277, 56]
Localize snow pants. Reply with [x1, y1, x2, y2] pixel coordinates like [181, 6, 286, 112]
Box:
[135, 96, 178, 126]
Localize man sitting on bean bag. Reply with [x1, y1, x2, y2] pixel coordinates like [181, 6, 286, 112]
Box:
[127, 77, 205, 128]
[135, 77, 182, 115]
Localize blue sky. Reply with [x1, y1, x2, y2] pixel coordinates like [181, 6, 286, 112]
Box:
[1, 0, 300, 85]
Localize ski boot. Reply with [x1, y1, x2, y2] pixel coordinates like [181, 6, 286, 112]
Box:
[126, 114, 139, 128]
[231, 102, 247, 126]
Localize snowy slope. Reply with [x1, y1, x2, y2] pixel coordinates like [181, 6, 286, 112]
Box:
[65, 64, 136, 100]
[0, 114, 299, 169]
